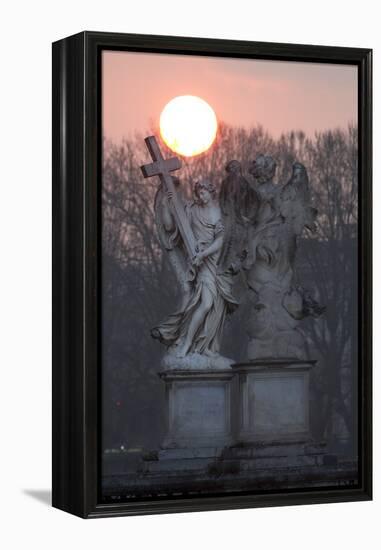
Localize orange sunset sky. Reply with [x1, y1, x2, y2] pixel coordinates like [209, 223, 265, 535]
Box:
[102, 50, 357, 142]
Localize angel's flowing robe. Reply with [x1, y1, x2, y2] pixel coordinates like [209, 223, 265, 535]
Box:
[152, 201, 238, 355]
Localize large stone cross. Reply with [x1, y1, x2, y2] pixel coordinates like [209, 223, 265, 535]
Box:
[141, 136, 197, 259]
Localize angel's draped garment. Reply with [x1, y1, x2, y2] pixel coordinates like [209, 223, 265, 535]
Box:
[152, 200, 238, 354]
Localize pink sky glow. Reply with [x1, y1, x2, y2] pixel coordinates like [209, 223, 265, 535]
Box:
[102, 50, 357, 143]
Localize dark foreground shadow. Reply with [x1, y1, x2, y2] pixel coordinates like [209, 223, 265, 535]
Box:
[23, 489, 51, 506]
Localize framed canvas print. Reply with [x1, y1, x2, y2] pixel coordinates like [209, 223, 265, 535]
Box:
[52, 31, 372, 518]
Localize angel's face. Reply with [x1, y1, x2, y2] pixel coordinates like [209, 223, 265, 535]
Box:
[226, 160, 241, 174]
[198, 187, 212, 204]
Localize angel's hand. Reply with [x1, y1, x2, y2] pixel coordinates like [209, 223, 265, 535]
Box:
[195, 240, 205, 253]
[166, 190, 174, 202]
[192, 251, 204, 267]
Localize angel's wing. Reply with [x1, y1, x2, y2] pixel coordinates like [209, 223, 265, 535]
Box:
[154, 185, 191, 294]
[279, 162, 317, 233]
[218, 211, 250, 275]
[218, 173, 259, 273]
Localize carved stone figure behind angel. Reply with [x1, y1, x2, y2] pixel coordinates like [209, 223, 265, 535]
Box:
[151, 178, 238, 367]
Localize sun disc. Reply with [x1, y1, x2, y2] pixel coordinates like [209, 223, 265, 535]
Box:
[160, 95, 217, 157]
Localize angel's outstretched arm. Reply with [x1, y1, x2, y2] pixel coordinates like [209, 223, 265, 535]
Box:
[201, 235, 224, 259]
[193, 232, 224, 267]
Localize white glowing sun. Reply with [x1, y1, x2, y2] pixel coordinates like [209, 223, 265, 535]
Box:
[160, 95, 218, 157]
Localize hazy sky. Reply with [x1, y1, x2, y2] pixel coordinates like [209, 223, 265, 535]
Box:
[103, 51, 357, 142]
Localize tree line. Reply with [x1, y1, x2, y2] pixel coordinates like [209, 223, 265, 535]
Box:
[102, 123, 358, 457]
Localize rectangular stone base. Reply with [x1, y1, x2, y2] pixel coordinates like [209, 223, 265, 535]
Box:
[139, 440, 328, 477]
[140, 446, 224, 475]
[103, 457, 358, 502]
[159, 369, 234, 449]
[221, 440, 327, 471]
[233, 360, 316, 443]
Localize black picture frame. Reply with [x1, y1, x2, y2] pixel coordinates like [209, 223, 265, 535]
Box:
[52, 31, 372, 518]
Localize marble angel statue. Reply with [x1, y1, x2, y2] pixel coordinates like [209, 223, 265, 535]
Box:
[151, 177, 239, 369]
[243, 155, 324, 360]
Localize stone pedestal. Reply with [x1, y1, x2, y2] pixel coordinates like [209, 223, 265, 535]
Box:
[140, 368, 234, 476]
[115, 359, 352, 496]
[233, 359, 316, 443]
[159, 368, 234, 449]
